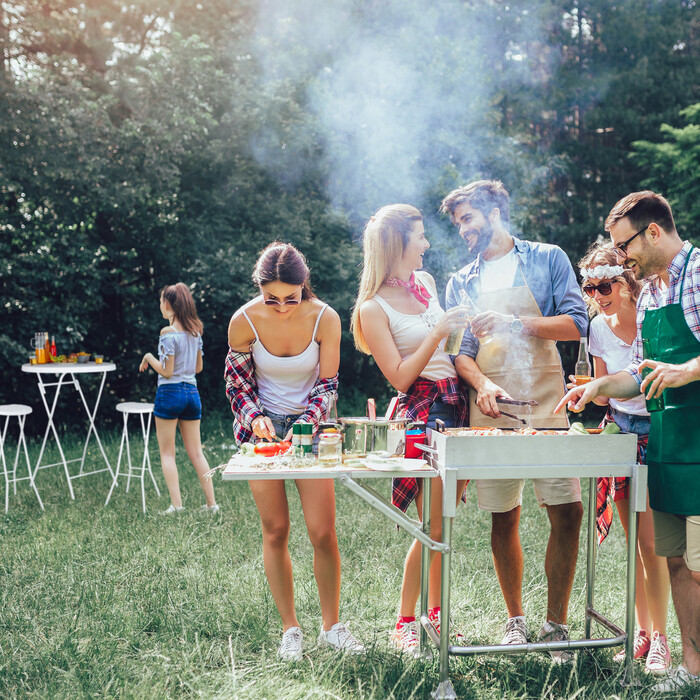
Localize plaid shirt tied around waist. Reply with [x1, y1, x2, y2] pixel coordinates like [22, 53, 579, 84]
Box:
[224, 347, 338, 445]
[392, 376, 469, 513]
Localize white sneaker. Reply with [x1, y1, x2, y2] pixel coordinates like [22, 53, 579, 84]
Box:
[651, 664, 700, 693]
[162, 504, 185, 514]
[278, 626, 303, 662]
[501, 616, 528, 645]
[537, 621, 575, 664]
[201, 504, 220, 513]
[318, 622, 365, 654]
[390, 620, 420, 657]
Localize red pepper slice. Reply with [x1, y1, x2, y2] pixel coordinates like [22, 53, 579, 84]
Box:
[254, 441, 292, 456]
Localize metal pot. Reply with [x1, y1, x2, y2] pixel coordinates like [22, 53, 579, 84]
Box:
[338, 417, 406, 455]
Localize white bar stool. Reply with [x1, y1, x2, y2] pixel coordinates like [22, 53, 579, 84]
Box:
[105, 402, 160, 512]
[0, 404, 44, 513]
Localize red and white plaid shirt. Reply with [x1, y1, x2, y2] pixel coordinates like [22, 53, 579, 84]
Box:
[392, 376, 469, 513]
[224, 346, 338, 445]
[626, 242, 700, 383]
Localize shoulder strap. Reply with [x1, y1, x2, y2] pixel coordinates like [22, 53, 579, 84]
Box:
[241, 309, 260, 342]
[312, 303, 328, 341]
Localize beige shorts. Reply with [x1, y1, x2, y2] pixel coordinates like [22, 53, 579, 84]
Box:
[476, 477, 581, 513]
[653, 510, 700, 572]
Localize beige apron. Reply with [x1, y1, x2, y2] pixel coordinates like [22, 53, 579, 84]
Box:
[468, 280, 570, 430]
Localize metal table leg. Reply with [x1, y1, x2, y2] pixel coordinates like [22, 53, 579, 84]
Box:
[419, 476, 432, 657]
[585, 476, 597, 639]
[34, 373, 75, 499]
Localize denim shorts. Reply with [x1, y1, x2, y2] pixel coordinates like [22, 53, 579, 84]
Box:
[425, 399, 458, 430]
[264, 409, 319, 453]
[609, 407, 650, 437]
[154, 382, 202, 421]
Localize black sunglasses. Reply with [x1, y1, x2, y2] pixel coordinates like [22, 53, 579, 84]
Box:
[583, 281, 619, 297]
[612, 225, 648, 258]
[263, 295, 301, 306]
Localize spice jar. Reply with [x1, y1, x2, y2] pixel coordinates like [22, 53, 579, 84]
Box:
[318, 432, 342, 465]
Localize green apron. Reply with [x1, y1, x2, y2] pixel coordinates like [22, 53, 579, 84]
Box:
[642, 247, 700, 515]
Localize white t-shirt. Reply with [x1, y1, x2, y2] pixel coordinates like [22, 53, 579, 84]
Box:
[479, 247, 518, 294]
[589, 314, 648, 416]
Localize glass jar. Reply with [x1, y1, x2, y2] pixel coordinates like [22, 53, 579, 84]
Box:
[318, 432, 342, 465]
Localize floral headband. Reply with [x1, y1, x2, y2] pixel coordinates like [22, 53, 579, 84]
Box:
[579, 264, 625, 281]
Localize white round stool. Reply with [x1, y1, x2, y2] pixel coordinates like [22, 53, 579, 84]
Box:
[0, 404, 44, 513]
[105, 402, 160, 512]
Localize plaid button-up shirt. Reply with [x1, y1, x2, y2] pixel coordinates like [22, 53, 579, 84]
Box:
[625, 242, 700, 384]
[224, 346, 339, 445]
[392, 376, 469, 513]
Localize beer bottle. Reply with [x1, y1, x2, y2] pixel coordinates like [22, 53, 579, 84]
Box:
[642, 339, 665, 412]
[574, 338, 592, 386]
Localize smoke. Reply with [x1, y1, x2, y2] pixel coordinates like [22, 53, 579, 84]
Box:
[249, 0, 556, 227]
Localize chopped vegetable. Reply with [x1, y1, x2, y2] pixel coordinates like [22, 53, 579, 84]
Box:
[254, 441, 292, 456]
[568, 422, 588, 435]
[601, 423, 621, 434]
[239, 442, 256, 456]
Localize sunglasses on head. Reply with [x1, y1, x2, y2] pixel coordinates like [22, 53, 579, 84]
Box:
[583, 281, 618, 297]
[263, 295, 301, 306]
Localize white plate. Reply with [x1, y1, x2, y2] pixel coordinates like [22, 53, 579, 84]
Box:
[363, 456, 417, 472]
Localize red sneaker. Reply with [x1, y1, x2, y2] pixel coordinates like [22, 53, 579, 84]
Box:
[613, 629, 650, 662]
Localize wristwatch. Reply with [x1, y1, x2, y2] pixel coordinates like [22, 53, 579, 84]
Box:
[510, 314, 524, 334]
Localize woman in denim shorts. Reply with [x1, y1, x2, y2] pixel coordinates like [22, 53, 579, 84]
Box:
[140, 283, 217, 514]
[225, 242, 364, 661]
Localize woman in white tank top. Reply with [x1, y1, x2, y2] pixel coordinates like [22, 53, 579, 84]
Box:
[225, 242, 363, 661]
[351, 204, 470, 656]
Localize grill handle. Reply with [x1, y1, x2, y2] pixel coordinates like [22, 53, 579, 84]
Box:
[415, 443, 438, 456]
[435, 418, 446, 433]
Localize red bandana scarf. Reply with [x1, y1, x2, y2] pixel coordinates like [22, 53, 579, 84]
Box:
[385, 273, 431, 308]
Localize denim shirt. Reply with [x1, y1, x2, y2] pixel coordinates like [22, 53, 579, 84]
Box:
[445, 237, 588, 359]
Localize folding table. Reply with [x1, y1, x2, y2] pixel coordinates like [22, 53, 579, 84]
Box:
[21, 362, 117, 499]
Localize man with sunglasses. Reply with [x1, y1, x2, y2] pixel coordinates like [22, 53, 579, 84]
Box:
[556, 190, 700, 693]
[441, 180, 588, 662]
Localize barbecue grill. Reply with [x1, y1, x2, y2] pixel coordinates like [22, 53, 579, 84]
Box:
[418, 426, 646, 700]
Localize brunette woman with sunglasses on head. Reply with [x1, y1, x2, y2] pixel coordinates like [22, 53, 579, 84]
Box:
[224, 241, 364, 663]
[578, 241, 670, 673]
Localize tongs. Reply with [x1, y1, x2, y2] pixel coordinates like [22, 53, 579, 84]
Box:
[496, 397, 539, 407]
[497, 410, 528, 425]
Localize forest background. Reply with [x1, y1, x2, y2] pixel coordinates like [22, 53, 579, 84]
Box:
[2, 0, 700, 429]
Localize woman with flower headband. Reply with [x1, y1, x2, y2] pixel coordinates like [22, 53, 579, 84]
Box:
[224, 241, 364, 662]
[351, 204, 469, 655]
[578, 240, 670, 673]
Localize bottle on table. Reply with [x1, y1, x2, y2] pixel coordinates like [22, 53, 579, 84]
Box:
[642, 339, 665, 412]
[43, 332, 51, 363]
[50, 335, 57, 358]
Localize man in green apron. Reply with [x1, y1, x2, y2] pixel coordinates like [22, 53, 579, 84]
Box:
[442, 180, 589, 662]
[556, 191, 700, 692]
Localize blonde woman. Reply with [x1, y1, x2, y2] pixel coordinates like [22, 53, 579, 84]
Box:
[578, 240, 670, 673]
[351, 204, 469, 655]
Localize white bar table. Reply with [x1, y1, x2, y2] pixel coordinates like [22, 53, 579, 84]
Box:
[420, 430, 646, 700]
[21, 362, 117, 499]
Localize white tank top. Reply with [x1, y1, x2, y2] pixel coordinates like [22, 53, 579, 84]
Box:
[371, 271, 456, 381]
[243, 303, 326, 415]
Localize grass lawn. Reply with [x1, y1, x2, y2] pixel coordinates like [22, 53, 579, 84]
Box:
[0, 415, 695, 699]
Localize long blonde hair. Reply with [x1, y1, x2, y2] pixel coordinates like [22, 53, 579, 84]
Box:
[578, 240, 641, 316]
[350, 204, 423, 354]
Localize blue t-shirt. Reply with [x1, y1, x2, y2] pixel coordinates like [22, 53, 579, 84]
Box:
[445, 237, 588, 358]
[157, 331, 203, 386]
